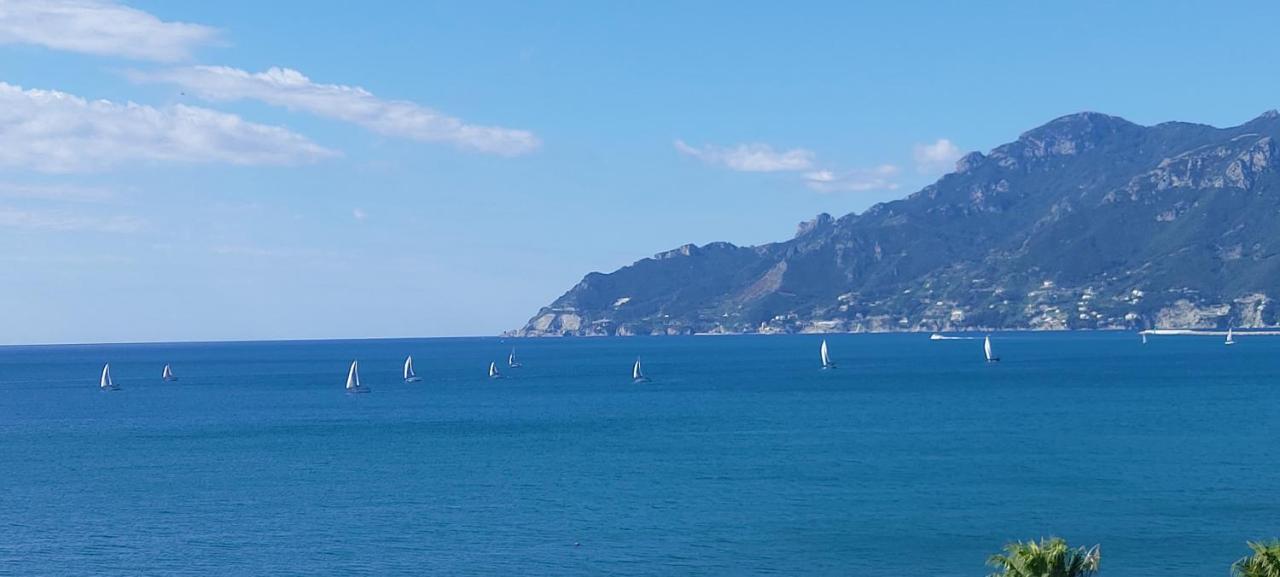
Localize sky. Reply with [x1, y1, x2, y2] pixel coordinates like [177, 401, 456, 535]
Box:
[1, 0, 1279, 344]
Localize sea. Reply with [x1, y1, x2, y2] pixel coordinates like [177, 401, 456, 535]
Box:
[1, 332, 1276, 577]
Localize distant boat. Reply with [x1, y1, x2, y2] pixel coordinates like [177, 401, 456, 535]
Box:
[632, 358, 649, 383]
[161, 363, 177, 382]
[1225, 327, 1235, 346]
[1141, 332, 1148, 345]
[403, 355, 421, 382]
[508, 348, 522, 368]
[984, 336, 1000, 362]
[100, 363, 119, 391]
[489, 361, 502, 379]
[929, 333, 945, 340]
[820, 339, 836, 369]
[346, 360, 370, 393]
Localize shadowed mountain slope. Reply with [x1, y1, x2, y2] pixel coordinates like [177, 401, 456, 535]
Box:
[518, 111, 1280, 335]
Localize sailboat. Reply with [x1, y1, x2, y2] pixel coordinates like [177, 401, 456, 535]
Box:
[403, 355, 422, 382]
[100, 363, 119, 391]
[507, 348, 522, 368]
[489, 361, 503, 379]
[1225, 327, 1235, 346]
[161, 364, 178, 382]
[984, 335, 1000, 362]
[632, 358, 649, 383]
[820, 339, 836, 369]
[345, 360, 370, 393]
[1141, 332, 1148, 345]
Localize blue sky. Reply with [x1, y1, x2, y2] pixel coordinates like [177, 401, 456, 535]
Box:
[1, 0, 1278, 344]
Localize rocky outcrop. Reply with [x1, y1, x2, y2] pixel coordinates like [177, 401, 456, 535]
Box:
[1154, 300, 1231, 329]
[516, 110, 1280, 336]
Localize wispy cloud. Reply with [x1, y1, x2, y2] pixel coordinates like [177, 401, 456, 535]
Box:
[0, 206, 142, 233]
[352, 208, 367, 221]
[674, 140, 815, 172]
[210, 245, 290, 258]
[0, 252, 134, 264]
[210, 244, 343, 261]
[0, 0, 217, 61]
[913, 138, 963, 173]
[0, 82, 337, 172]
[134, 66, 541, 156]
[0, 181, 117, 202]
[675, 138, 899, 192]
[803, 165, 900, 193]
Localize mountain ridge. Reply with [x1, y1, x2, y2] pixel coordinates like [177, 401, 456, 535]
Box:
[516, 110, 1280, 336]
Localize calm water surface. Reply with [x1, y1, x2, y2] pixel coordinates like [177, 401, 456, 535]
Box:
[1, 333, 1276, 576]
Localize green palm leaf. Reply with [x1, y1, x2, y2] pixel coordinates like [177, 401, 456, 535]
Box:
[1233, 541, 1280, 577]
[987, 537, 1100, 577]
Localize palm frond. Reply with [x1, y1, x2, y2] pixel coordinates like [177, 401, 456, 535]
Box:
[987, 537, 1100, 577]
[1233, 540, 1280, 577]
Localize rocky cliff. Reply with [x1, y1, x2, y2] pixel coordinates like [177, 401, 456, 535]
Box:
[517, 111, 1280, 336]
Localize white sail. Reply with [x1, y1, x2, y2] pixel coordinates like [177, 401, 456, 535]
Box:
[1226, 327, 1235, 345]
[100, 363, 115, 390]
[632, 358, 644, 381]
[508, 348, 521, 367]
[346, 360, 361, 390]
[489, 361, 500, 378]
[162, 364, 175, 381]
[403, 356, 417, 380]
[1141, 332, 1148, 344]
[984, 336, 995, 361]
[820, 339, 832, 368]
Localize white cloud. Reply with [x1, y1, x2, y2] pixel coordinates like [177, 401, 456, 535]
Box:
[0, 0, 217, 61]
[135, 66, 541, 156]
[674, 138, 903, 192]
[352, 208, 367, 221]
[913, 138, 963, 173]
[0, 206, 142, 233]
[674, 140, 815, 172]
[803, 165, 900, 193]
[0, 181, 116, 202]
[0, 82, 337, 172]
[211, 245, 289, 258]
[210, 244, 341, 261]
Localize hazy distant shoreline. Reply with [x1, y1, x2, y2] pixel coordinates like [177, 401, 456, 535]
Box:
[507, 327, 1278, 338]
[1141, 329, 1280, 337]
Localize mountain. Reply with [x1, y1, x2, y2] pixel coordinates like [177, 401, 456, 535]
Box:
[516, 110, 1280, 336]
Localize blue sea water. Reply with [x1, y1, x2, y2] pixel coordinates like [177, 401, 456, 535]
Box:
[1, 332, 1277, 576]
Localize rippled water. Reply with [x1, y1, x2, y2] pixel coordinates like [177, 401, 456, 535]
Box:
[1, 333, 1276, 576]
